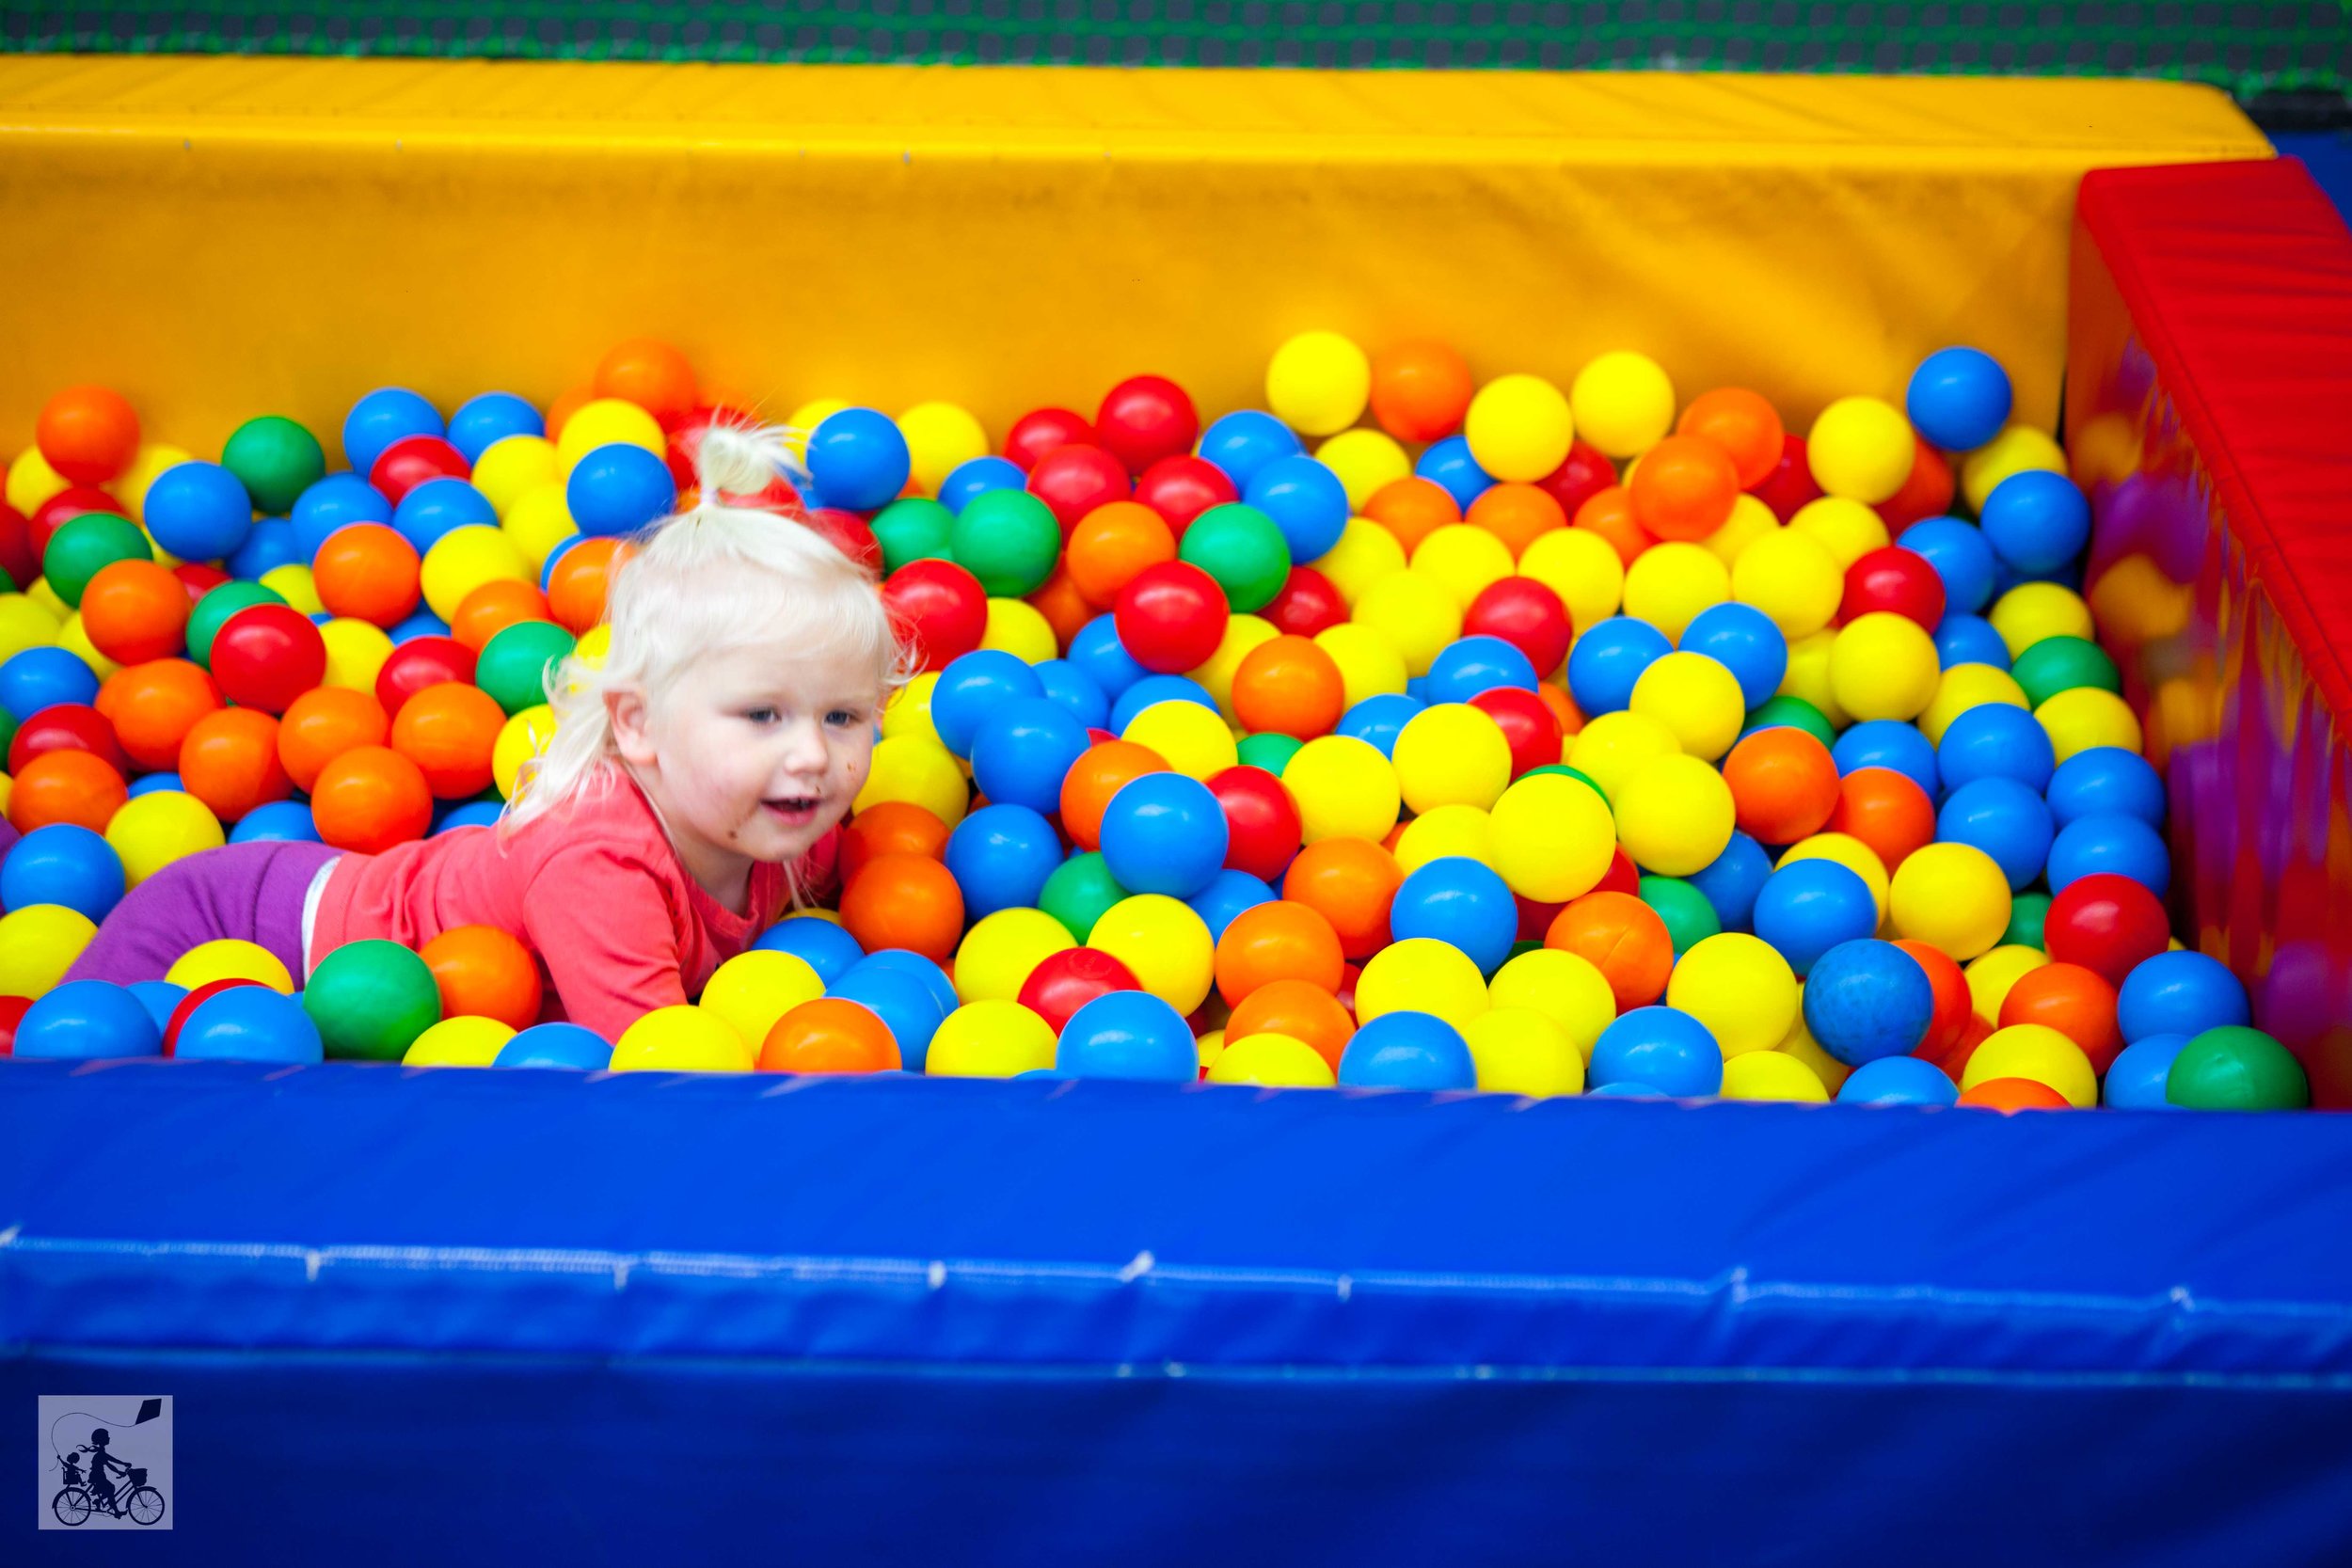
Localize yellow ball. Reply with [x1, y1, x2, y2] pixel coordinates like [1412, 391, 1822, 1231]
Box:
[1777, 629, 1849, 729]
[1730, 527, 1843, 638]
[420, 525, 531, 624]
[1829, 612, 1941, 721]
[555, 398, 666, 472]
[882, 672, 942, 745]
[1462, 1007, 1585, 1096]
[1486, 770, 1618, 903]
[1356, 937, 1491, 1030]
[1089, 894, 1216, 1014]
[1352, 568, 1463, 676]
[1777, 1007, 1854, 1095]
[1667, 932, 1799, 1057]
[1196, 1029, 1227, 1074]
[1889, 842, 2012, 960]
[1989, 581, 2095, 658]
[1280, 734, 1403, 843]
[784, 400, 850, 461]
[1391, 703, 1513, 814]
[1266, 330, 1373, 436]
[0, 904, 98, 999]
[167, 938, 294, 995]
[1788, 497, 1891, 570]
[1778, 833, 1891, 925]
[1309, 518, 1407, 607]
[0, 592, 65, 663]
[1570, 351, 1677, 458]
[1629, 650, 1745, 760]
[1316, 429, 1411, 511]
[402, 1015, 516, 1067]
[27, 578, 70, 623]
[1486, 947, 1615, 1058]
[1567, 710, 1680, 806]
[110, 442, 196, 523]
[699, 950, 827, 1045]
[1964, 943, 2051, 1022]
[981, 596, 1058, 664]
[1963, 1022, 2097, 1108]
[1392, 803, 1495, 873]
[7, 445, 69, 515]
[610, 1006, 754, 1072]
[1312, 621, 1410, 708]
[1464, 372, 1575, 482]
[1622, 541, 1729, 642]
[55, 613, 119, 681]
[1189, 613, 1280, 719]
[473, 435, 562, 517]
[105, 790, 227, 888]
[501, 483, 580, 575]
[319, 617, 395, 692]
[1961, 425, 2068, 515]
[853, 735, 971, 826]
[258, 563, 324, 617]
[953, 908, 1075, 1005]
[1720, 1050, 1831, 1102]
[1411, 523, 1517, 610]
[1120, 699, 1239, 782]
[1207, 1032, 1338, 1088]
[488, 705, 557, 800]
[1704, 494, 1780, 566]
[1518, 526, 1626, 634]
[1614, 753, 1736, 878]
[898, 402, 991, 496]
[1918, 663, 2029, 746]
[1806, 396, 1915, 504]
[2037, 687, 2142, 763]
[928, 999, 1059, 1077]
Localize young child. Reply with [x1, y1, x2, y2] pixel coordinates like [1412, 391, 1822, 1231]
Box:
[62, 421, 904, 1041]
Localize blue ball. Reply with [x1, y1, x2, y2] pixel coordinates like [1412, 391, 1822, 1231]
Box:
[970, 696, 1093, 817]
[1588, 1081, 1668, 1098]
[230, 800, 324, 845]
[0, 824, 122, 921]
[1338, 1010, 1479, 1090]
[1905, 346, 2012, 452]
[1336, 692, 1427, 759]
[227, 516, 304, 580]
[1413, 434, 1495, 511]
[175, 987, 325, 1064]
[1390, 857, 1518, 975]
[1032, 658, 1110, 731]
[1804, 939, 1935, 1065]
[126, 980, 188, 1034]
[1901, 516, 2000, 614]
[1405, 675, 1432, 705]
[141, 460, 259, 562]
[1186, 868, 1276, 943]
[1589, 1006, 1723, 1097]
[1933, 612, 2013, 671]
[2117, 952, 2249, 1044]
[446, 392, 546, 463]
[825, 966, 949, 1071]
[754, 916, 866, 986]
[495, 1022, 612, 1069]
[127, 771, 185, 799]
[1833, 719, 1940, 797]
[1938, 702, 2055, 793]
[1679, 603, 1788, 710]
[565, 443, 678, 537]
[0, 645, 100, 721]
[2046, 746, 2165, 831]
[1068, 615, 1151, 700]
[1197, 411, 1303, 492]
[1057, 990, 1199, 1082]
[2103, 1032, 2190, 1108]
[2047, 813, 2169, 896]
[842, 949, 962, 1022]
[929, 649, 1045, 757]
[938, 455, 1027, 515]
[538, 532, 586, 591]
[388, 606, 452, 643]
[1245, 454, 1350, 562]
[13, 980, 162, 1059]
[1752, 860, 1878, 977]
[1979, 469, 2090, 576]
[1936, 777, 2055, 890]
[342, 387, 444, 477]
[433, 800, 505, 834]
[1109, 673, 1216, 734]
[944, 803, 1063, 920]
[1566, 616, 1673, 716]
[803, 407, 911, 512]
[390, 476, 497, 554]
[1423, 635, 1538, 705]
[1687, 832, 1772, 933]
[293, 473, 395, 561]
[1836, 1055, 1961, 1106]
[1099, 772, 1230, 898]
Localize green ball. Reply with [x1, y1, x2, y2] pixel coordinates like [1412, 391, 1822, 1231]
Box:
[1178, 503, 1292, 613]
[1236, 731, 1303, 776]
[41, 511, 152, 608]
[2004, 890, 2052, 950]
[1639, 875, 1721, 958]
[303, 939, 444, 1061]
[1039, 850, 1128, 943]
[0, 708, 17, 759]
[872, 497, 958, 575]
[2011, 635, 2121, 708]
[1742, 696, 1836, 751]
[949, 488, 1060, 596]
[1525, 762, 1610, 803]
[476, 620, 577, 716]
[223, 415, 327, 515]
[2166, 1025, 2309, 1111]
[186, 580, 288, 669]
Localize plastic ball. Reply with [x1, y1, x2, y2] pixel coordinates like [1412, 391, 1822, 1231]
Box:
[1666, 932, 1797, 1058]
[100, 788, 224, 887]
[1087, 893, 1216, 1014]
[1200, 1031, 1332, 1088]
[1264, 331, 1371, 437]
[143, 461, 254, 562]
[1453, 1007, 1578, 1096]
[1337, 1010, 1477, 1090]
[696, 949, 827, 1049]
[2047, 747, 2165, 832]
[1880, 839, 2010, 961]
[1963, 1022, 2097, 1108]
[590, 1005, 749, 1073]
[941, 803, 1059, 920]
[1565, 616, 1672, 718]
[1479, 770, 1614, 903]
[1539, 890, 1668, 1012]
[1354, 936, 1490, 1032]
[943, 486, 1057, 598]
[37, 385, 142, 485]
[1381, 703, 1504, 816]
[2035, 687, 2142, 766]
[2092, 1031, 2184, 1108]
[1568, 352, 1675, 459]
[1677, 604, 1786, 713]
[171, 985, 325, 1064]
[1351, 569, 1464, 678]
[1716, 1050, 1827, 1101]
[1627, 434, 1739, 542]
[1934, 774, 2051, 889]
[1361, 340, 1472, 444]
[2116, 950, 2249, 1044]
[1906, 347, 2012, 451]
[11, 979, 160, 1059]
[1054, 990, 1197, 1082]
[391, 1013, 516, 1067]
[310, 744, 436, 853]
[7, 749, 125, 836]
[1, 822, 122, 920]
[1685, 831, 1774, 933]
[2163, 1025, 2307, 1111]
[821, 962, 951, 1069]
[1836, 1053, 1959, 1106]
[487, 1022, 610, 1070]
[1715, 726, 1836, 847]
[561, 441, 675, 539]
[1730, 528, 1843, 639]
[920, 998, 1057, 1079]
[2010, 635, 2120, 709]
[1937, 703, 2056, 797]
[1264, 733, 1391, 845]
[893, 401, 992, 497]
[1800, 939, 1933, 1066]
[1246, 456, 1350, 564]
[1621, 541, 1728, 643]
[1989, 580, 2094, 659]
[2045, 813, 2169, 897]
[1673, 387, 1784, 487]
[1753, 858, 1877, 976]
[1411, 526, 1518, 616]
[0, 902, 97, 998]
[1901, 516, 1999, 616]
[969, 696, 1091, 819]
[1826, 612, 1940, 722]
[0, 644, 102, 719]
[41, 512, 151, 611]
[1120, 697, 1237, 783]
[1092, 771, 1227, 899]
[300, 938, 443, 1060]
[1614, 753, 1736, 878]
[1625, 650, 1742, 761]
[1805, 397, 1915, 504]
[164, 937, 294, 995]
[1463, 373, 1573, 483]
[799, 407, 909, 513]
[1589, 1006, 1721, 1097]
[1996, 959, 2121, 1071]
[1979, 469, 2090, 575]
[1382, 856, 1515, 976]
[1822, 766, 1932, 871]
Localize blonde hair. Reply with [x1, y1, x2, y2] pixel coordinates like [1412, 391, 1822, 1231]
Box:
[502, 419, 907, 838]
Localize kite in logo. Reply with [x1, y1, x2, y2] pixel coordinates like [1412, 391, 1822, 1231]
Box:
[48, 1399, 167, 1528]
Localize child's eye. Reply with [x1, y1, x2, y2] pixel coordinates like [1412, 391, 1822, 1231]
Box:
[745, 706, 780, 725]
[826, 708, 866, 728]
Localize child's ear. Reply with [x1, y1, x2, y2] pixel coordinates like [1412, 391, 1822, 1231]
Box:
[606, 684, 660, 768]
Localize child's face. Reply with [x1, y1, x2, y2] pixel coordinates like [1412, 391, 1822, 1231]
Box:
[610, 638, 881, 896]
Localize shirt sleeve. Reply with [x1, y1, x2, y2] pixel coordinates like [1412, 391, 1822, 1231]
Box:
[519, 845, 692, 1042]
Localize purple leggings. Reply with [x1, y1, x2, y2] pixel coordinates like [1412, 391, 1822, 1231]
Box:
[63, 841, 343, 989]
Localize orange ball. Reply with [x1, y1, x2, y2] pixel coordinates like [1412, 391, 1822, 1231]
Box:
[1230, 635, 1346, 739]
[1876, 437, 1956, 533]
[841, 800, 952, 881]
[1997, 961, 2123, 1073]
[1369, 340, 1474, 443]
[1059, 739, 1168, 850]
[37, 385, 141, 484]
[452, 581, 554, 652]
[544, 384, 595, 443]
[1895, 937, 1974, 1064]
[1721, 727, 1841, 845]
[389, 681, 505, 800]
[1829, 766, 1936, 871]
[1572, 486, 1658, 567]
[311, 745, 434, 853]
[759, 997, 901, 1073]
[1676, 388, 1786, 490]
[1364, 477, 1462, 555]
[1545, 889, 1672, 1011]
[313, 523, 423, 628]
[278, 686, 391, 793]
[6, 748, 127, 834]
[594, 338, 698, 419]
[1225, 977, 1357, 1069]
[179, 706, 291, 822]
[80, 558, 191, 664]
[1628, 434, 1740, 542]
[1065, 500, 1177, 609]
[839, 852, 966, 966]
[1535, 682, 1584, 739]
[1279, 838, 1402, 962]
[1465, 483, 1567, 559]
[1214, 899, 1346, 1006]
[547, 537, 628, 634]
[1025, 562, 1093, 654]
[1958, 1076, 2072, 1111]
[421, 924, 546, 1030]
[96, 658, 223, 772]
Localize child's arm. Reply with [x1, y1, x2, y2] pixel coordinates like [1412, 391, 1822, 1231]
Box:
[520, 846, 696, 1042]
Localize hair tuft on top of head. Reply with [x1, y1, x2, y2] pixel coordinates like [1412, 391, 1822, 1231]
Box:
[691, 417, 809, 512]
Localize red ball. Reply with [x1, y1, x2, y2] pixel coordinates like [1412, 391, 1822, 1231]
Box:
[1094, 375, 1200, 476]
[1878, 437, 1957, 534]
[174, 562, 231, 599]
[7, 703, 128, 777]
[1749, 433, 1825, 521]
[1533, 438, 1615, 522]
[373, 635, 478, 721]
[0, 503, 34, 594]
[1113, 561, 1229, 673]
[1596, 845, 1641, 896]
[29, 485, 129, 559]
[1026, 445, 1133, 534]
[1004, 407, 1096, 471]
[0, 994, 26, 1055]
[211, 604, 329, 715]
[1134, 454, 1238, 534]
[1463, 576, 1573, 678]
[881, 559, 988, 673]
[164, 978, 263, 1055]
[1262, 566, 1347, 639]
[2043, 872, 2171, 988]
[804, 508, 883, 575]
[1469, 687, 1565, 778]
[1016, 946, 1141, 1036]
[369, 434, 469, 505]
[1839, 546, 1947, 631]
[1206, 764, 1305, 883]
